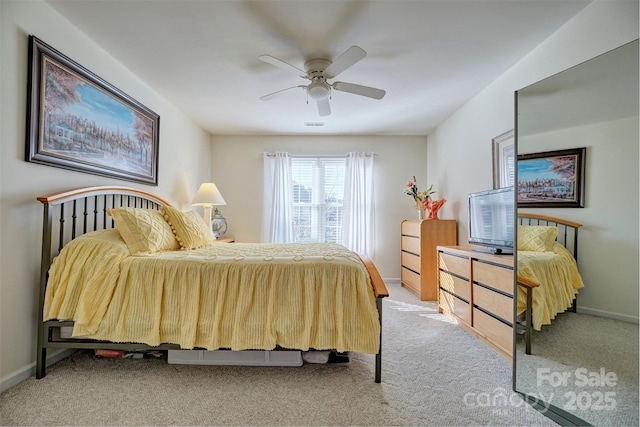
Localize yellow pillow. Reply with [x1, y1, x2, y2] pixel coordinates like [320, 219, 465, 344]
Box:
[518, 225, 558, 252]
[107, 207, 179, 255]
[161, 206, 215, 250]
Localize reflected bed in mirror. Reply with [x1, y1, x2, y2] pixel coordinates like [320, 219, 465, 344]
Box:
[516, 213, 583, 355]
[514, 40, 639, 426]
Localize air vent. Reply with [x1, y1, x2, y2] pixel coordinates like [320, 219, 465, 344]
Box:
[305, 122, 325, 127]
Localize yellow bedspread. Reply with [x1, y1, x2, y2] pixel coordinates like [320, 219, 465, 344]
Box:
[44, 230, 380, 354]
[517, 242, 584, 331]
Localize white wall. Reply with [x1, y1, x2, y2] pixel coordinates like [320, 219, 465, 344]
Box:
[0, 0, 212, 384]
[210, 135, 429, 279]
[426, 1, 638, 318]
[520, 118, 639, 319]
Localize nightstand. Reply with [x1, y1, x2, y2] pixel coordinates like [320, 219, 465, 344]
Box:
[214, 238, 235, 243]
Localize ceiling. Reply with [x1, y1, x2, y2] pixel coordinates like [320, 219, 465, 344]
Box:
[518, 39, 639, 136]
[46, 0, 591, 136]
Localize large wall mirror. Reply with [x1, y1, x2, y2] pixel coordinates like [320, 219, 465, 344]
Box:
[514, 40, 639, 426]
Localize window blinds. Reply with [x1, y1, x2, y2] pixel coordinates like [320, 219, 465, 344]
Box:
[290, 157, 346, 244]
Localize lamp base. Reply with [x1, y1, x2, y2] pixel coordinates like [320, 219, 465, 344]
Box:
[211, 208, 227, 238]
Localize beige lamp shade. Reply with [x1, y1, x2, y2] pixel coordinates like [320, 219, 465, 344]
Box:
[191, 183, 226, 206]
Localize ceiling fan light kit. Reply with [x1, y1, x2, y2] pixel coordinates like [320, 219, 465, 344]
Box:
[307, 81, 331, 100]
[259, 45, 386, 116]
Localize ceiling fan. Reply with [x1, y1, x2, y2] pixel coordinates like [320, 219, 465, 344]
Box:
[259, 45, 386, 117]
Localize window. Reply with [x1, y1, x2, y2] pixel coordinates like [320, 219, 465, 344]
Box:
[291, 157, 345, 243]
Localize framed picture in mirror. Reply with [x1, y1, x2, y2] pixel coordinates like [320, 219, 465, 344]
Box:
[492, 130, 514, 189]
[517, 147, 585, 208]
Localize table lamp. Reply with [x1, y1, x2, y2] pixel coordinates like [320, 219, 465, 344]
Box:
[191, 182, 227, 238]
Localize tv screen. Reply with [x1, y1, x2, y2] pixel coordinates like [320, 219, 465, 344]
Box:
[468, 187, 514, 254]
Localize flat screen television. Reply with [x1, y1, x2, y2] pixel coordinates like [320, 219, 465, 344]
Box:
[468, 187, 514, 254]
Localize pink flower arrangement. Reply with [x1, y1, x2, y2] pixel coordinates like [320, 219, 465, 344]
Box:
[404, 176, 435, 204]
[405, 176, 446, 219]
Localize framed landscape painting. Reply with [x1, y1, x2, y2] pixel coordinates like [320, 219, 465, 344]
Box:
[517, 147, 586, 208]
[26, 35, 160, 185]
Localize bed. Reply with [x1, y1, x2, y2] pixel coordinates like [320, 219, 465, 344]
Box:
[35, 186, 389, 382]
[516, 212, 584, 353]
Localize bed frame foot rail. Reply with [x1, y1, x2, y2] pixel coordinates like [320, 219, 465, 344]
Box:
[375, 296, 383, 383]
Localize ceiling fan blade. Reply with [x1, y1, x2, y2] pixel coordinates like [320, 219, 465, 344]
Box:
[317, 97, 331, 116]
[260, 85, 306, 101]
[323, 46, 366, 78]
[332, 81, 386, 100]
[259, 54, 306, 77]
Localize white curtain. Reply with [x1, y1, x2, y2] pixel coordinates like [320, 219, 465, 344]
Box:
[262, 152, 294, 243]
[342, 152, 375, 258]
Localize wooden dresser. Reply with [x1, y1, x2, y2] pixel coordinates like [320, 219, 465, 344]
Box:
[437, 245, 514, 360]
[400, 219, 457, 301]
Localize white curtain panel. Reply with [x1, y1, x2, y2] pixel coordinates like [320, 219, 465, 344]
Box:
[262, 152, 294, 243]
[342, 152, 375, 258]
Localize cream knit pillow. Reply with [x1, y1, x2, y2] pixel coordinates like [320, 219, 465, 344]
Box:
[518, 225, 558, 252]
[107, 207, 179, 255]
[161, 206, 215, 250]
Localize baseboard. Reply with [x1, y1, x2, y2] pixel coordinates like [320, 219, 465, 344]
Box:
[577, 306, 639, 324]
[382, 278, 400, 286]
[0, 349, 75, 393]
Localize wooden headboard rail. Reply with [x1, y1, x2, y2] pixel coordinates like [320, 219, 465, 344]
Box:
[517, 212, 582, 262]
[37, 186, 171, 206]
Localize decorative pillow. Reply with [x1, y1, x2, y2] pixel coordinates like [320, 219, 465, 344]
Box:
[107, 207, 179, 255]
[161, 206, 215, 250]
[518, 225, 558, 252]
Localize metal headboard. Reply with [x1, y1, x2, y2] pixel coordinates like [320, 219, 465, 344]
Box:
[35, 186, 172, 378]
[37, 186, 171, 266]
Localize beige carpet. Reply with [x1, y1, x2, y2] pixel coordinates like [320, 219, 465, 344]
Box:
[0, 282, 556, 426]
[516, 310, 639, 427]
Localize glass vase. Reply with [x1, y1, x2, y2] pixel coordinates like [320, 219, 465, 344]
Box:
[415, 202, 426, 220]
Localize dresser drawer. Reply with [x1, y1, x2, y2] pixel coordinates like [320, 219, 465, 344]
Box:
[401, 220, 421, 236]
[401, 251, 421, 273]
[401, 236, 420, 254]
[439, 271, 471, 302]
[439, 290, 471, 325]
[473, 308, 513, 356]
[401, 266, 421, 293]
[473, 283, 512, 322]
[438, 251, 469, 278]
[473, 260, 513, 295]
